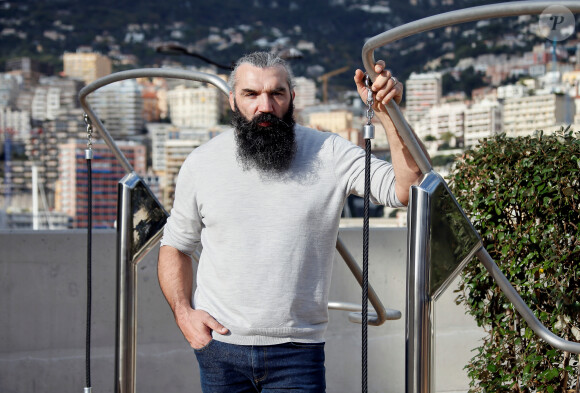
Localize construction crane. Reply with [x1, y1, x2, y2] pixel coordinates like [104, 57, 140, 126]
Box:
[318, 66, 350, 103]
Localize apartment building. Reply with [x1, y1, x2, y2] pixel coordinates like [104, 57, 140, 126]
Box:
[405, 72, 442, 127]
[0, 106, 31, 140]
[308, 109, 353, 134]
[5, 57, 51, 88]
[147, 122, 179, 174]
[63, 51, 112, 85]
[163, 137, 207, 207]
[87, 79, 144, 138]
[562, 70, 580, 97]
[418, 102, 467, 145]
[30, 77, 83, 121]
[503, 93, 574, 138]
[167, 84, 222, 128]
[293, 76, 317, 110]
[0, 73, 22, 108]
[464, 99, 502, 147]
[56, 140, 146, 228]
[497, 84, 528, 100]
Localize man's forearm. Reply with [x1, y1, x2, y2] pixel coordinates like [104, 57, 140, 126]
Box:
[376, 111, 431, 205]
[158, 245, 194, 315]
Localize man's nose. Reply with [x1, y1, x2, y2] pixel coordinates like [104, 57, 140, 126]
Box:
[257, 94, 274, 113]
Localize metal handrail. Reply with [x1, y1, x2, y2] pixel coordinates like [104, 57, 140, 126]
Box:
[476, 247, 580, 354]
[335, 237, 401, 325]
[362, 0, 580, 175]
[78, 68, 230, 175]
[362, 0, 580, 357]
[361, 6, 580, 393]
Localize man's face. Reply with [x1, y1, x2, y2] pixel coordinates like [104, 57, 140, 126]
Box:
[230, 64, 297, 174]
[229, 63, 294, 121]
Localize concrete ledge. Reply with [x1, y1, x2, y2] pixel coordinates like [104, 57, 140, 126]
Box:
[0, 228, 483, 393]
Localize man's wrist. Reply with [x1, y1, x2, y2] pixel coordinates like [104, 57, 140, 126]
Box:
[173, 299, 193, 317]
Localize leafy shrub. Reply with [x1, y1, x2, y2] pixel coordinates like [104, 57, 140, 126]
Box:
[448, 127, 580, 393]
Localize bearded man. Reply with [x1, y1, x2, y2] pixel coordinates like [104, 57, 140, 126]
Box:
[158, 51, 428, 393]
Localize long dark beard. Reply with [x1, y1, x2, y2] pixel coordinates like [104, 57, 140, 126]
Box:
[232, 101, 296, 174]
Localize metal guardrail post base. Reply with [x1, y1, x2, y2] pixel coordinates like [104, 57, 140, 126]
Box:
[405, 186, 435, 393]
[115, 176, 138, 393]
[405, 173, 483, 393]
[114, 173, 168, 393]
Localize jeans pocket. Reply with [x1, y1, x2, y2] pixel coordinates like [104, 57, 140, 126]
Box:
[193, 339, 215, 354]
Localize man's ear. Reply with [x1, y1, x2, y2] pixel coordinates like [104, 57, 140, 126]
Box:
[229, 91, 235, 112]
[291, 89, 295, 101]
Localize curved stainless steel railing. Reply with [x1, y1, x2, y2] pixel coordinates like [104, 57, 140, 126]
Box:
[79, 68, 230, 174]
[362, 0, 580, 176]
[476, 247, 580, 353]
[79, 69, 231, 393]
[362, 2, 580, 393]
[362, 0, 580, 356]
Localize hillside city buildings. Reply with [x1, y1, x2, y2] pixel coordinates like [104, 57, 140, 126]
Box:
[1, 37, 580, 229]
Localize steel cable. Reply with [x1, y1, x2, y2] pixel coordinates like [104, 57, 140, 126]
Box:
[85, 154, 92, 390]
[362, 138, 371, 393]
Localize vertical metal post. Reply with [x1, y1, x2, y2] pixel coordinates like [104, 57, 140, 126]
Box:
[115, 174, 138, 393]
[405, 186, 435, 393]
[78, 69, 226, 393]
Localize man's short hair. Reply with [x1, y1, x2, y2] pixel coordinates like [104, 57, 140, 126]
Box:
[229, 52, 295, 92]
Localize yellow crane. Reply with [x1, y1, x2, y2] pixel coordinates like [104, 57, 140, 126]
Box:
[317, 66, 350, 103]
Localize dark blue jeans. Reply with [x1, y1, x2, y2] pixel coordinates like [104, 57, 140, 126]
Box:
[194, 340, 326, 392]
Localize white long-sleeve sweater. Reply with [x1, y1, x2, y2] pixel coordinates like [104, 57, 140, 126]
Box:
[160, 125, 403, 345]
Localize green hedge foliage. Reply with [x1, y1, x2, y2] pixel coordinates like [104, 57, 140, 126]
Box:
[448, 127, 580, 393]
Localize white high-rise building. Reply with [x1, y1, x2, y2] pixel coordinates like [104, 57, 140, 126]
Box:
[497, 84, 528, 100]
[31, 86, 61, 121]
[0, 106, 31, 140]
[293, 76, 317, 110]
[147, 123, 179, 174]
[418, 102, 467, 144]
[147, 122, 227, 175]
[30, 77, 83, 121]
[405, 72, 442, 127]
[87, 79, 144, 138]
[0, 73, 22, 107]
[167, 84, 222, 128]
[163, 137, 207, 207]
[147, 122, 230, 207]
[503, 93, 574, 138]
[464, 99, 502, 147]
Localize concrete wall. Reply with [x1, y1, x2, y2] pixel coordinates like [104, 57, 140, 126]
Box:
[0, 228, 484, 393]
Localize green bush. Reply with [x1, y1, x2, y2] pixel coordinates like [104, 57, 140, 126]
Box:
[448, 127, 580, 393]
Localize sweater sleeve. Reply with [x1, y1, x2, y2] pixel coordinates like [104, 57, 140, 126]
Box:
[331, 134, 404, 208]
[160, 153, 203, 255]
